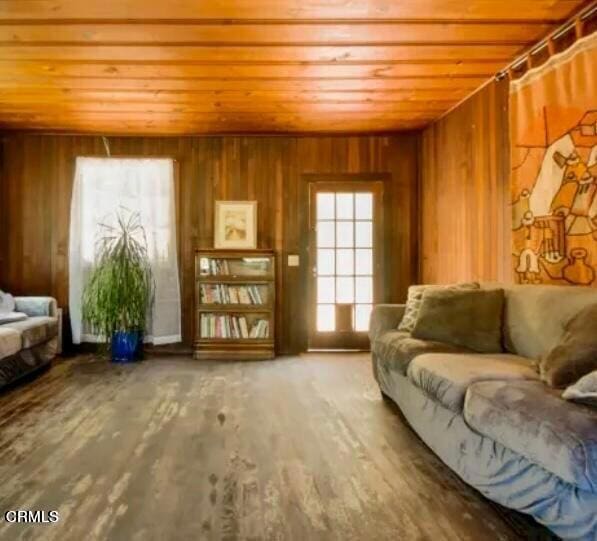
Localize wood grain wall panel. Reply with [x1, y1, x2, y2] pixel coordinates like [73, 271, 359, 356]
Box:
[0, 139, 5, 289]
[419, 78, 511, 284]
[0, 133, 418, 354]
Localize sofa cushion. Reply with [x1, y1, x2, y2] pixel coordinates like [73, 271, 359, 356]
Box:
[14, 297, 57, 318]
[372, 331, 471, 376]
[407, 352, 539, 413]
[412, 288, 504, 353]
[464, 380, 597, 492]
[3, 316, 58, 349]
[397, 282, 479, 333]
[0, 327, 21, 360]
[538, 303, 597, 388]
[502, 284, 597, 360]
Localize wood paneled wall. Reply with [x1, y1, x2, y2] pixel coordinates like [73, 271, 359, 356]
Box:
[419, 79, 512, 284]
[0, 133, 418, 354]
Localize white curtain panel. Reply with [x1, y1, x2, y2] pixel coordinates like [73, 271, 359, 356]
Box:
[69, 157, 181, 344]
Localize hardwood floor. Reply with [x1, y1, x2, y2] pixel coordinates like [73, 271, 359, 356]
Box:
[0, 354, 554, 541]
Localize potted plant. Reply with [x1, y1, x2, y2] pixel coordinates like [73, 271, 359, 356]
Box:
[82, 210, 154, 362]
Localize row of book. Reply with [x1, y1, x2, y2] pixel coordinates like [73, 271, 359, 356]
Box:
[200, 258, 231, 276]
[199, 284, 264, 305]
[200, 314, 270, 339]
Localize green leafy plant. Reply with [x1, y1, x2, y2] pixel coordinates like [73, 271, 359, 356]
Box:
[82, 209, 155, 343]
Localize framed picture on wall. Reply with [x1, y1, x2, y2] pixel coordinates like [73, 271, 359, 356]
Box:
[214, 201, 257, 249]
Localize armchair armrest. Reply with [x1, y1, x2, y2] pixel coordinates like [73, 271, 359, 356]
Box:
[14, 297, 58, 318]
[369, 304, 406, 342]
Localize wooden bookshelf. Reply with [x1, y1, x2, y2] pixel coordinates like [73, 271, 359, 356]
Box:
[194, 249, 275, 360]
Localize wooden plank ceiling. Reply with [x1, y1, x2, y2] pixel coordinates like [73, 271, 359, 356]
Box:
[0, 0, 589, 135]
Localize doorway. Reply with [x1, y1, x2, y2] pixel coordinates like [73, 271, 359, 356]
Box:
[308, 181, 384, 350]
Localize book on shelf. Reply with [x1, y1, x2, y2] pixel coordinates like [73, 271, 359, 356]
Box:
[249, 319, 269, 339]
[200, 314, 269, 339]
[199, 258, 231, 276]
[199, 284, 264, 305]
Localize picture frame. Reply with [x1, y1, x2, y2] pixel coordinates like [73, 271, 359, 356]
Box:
[214, 201, 258, 249]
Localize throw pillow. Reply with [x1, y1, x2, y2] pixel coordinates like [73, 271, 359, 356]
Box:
[411, 288, 504, 353]
[540, 303, 597, 388]
[0, 291, 15, 314]
[562, 371, 597, 407]
[0, 312, 27, 325]
[397, 282, 480, 333]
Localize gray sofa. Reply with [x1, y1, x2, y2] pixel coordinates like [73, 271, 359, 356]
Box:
[370, 284, 597, 541]
[0, 297, 59, 388]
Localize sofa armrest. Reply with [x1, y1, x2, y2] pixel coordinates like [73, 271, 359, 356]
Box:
[14, 297, 58, 318]
[369, 304, 406, 342]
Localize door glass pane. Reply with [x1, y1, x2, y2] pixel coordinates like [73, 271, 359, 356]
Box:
[317, 249, 335, 275]
[355, 276, 373, 303]
[355, 193, 373, 219]
[355, 304, 373, 331]
[336, 277, 354, 303]
[336, 193, 354, 219]
[317, 221, 335, 247]
[313, 188, 376, 342]
[355, 249, 373, 275]
[317, 277, 335, 303]
[336, 249, 354, 276]
[336, 222, 354, 248]
[317, 193, 335, 220]
[317, 304, 335, 332]
[355, 221, 372, 248]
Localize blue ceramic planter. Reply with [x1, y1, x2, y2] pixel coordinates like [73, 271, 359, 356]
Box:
[111, 330, 143, 363]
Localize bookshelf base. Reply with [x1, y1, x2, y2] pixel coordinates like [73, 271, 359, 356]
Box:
[193, 344, 275, 361]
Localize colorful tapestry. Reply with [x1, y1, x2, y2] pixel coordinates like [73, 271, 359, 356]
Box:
[510, 33, 597, 286]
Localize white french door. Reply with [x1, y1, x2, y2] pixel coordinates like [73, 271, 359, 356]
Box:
[308, 181, 383, 350]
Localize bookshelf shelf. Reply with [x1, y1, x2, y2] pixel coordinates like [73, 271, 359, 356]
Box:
[196, 338, 272, 344]
[197, 277, 273, 284]
[194, 249, 276, 360]
[197, 305, 273, 312]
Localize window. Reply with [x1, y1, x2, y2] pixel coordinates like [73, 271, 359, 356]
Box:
[69, 157, 181, 345]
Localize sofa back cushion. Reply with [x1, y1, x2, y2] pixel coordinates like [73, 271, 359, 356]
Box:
[501, 284, 597, 360]
[398, 282, 479, 333]
[412, 288, 504, 353]
[539, 303, 597, 388]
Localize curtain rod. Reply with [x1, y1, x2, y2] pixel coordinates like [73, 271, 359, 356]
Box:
[436, 2, 596, 123]
[496, 1, 597, 80]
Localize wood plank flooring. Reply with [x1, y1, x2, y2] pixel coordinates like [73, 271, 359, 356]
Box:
[0, 354, 554, 541]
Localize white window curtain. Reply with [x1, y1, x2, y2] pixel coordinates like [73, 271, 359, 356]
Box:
[69, 157, 181, 345]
